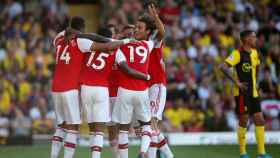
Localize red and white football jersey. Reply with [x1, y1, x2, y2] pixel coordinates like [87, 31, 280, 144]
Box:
[117, 40, 154, 91]
[52, 31, 93, 92]
[148, 41, 167, 86]
[80, 49, 126, 87]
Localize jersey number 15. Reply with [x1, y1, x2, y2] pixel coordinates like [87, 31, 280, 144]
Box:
[86, 52, 109, 70]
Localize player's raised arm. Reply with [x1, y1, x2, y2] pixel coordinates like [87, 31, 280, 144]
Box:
[115, 48, 150, 81]
[148, 3, 165, 40]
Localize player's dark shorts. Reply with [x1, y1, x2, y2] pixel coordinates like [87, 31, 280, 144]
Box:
[234, 95, 261, 115]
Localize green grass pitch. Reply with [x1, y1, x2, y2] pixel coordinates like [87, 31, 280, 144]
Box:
[1, 144, 279, 158]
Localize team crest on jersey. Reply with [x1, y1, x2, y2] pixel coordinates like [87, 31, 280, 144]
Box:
[242, 63, 251, 72]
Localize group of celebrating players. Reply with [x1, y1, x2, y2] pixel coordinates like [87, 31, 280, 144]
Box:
[50, 3, 174, 158]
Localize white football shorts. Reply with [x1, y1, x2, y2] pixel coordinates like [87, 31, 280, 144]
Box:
[112, 87, 151, 124]
[81, 85, 110, 123]
[52, 89, 81, 125]
[149, 84, 167, 120]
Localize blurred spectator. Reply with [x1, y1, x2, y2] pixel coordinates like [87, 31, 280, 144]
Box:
[259, 68, 279, 99]
[2, 0, 23, 19]
[30, 97, 54, 134]
[0, 112, 9, 144]
[11, 107, 32, 136]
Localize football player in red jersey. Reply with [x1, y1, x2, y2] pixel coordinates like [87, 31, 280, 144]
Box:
[111, 15, 156, 158]
[146, 4, 174, 158]
[50, 16, 135, 158]
[107, 24, 136, 158]
[80, 25, 150, 158]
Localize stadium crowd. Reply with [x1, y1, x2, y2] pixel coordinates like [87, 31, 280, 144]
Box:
[0, 0, 280, 139]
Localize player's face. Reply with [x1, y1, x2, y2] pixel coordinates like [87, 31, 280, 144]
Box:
[248, 32, 257, 47]
[123, 28, 134, 38]
[135, 21, 149, 40]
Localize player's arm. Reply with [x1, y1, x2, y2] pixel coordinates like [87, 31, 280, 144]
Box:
[77, 33, 112, 43]
[148, 4, 165, 40]
[116, 49, 150, 81]
[219, 50, 247, 91]
[77, 37, 133, 54]
[119, 62, 150, 80]
[219, 62, 239, 85]
[90, 39, 131, 52]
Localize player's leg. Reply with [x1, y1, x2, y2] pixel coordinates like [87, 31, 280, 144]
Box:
[235, 95, 249, 158]
[134, 89, 152, 158]
[147, 85, 160, 158]
[63, 90, 81, 158]
[108, 124, 120, 158]
[108, 97, 120, 158]
[63, 124, 80, 158]
[250, 97, 271, 158]
[238, 114, 249, 158]
[118, 124, 130, 158]
[112, 87, 134, 158]
[150, 84, 174, 158]
[89, 123, 105, 158]
[50, 92, 67, 158]
[157, 122, 174, 158]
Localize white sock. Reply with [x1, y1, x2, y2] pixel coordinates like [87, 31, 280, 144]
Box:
[90, 132, 104, 158]
[51, 128, 66, 158]
[64, 130, 78, 158]
[118, 130, 129, 158]
[110, 138, 120, 158]
[158, 133, 174, 158]
[140, 125, 152, 154]
[147, 130, 159, 158]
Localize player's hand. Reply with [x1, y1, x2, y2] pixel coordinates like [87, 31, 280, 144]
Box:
[148, 4, 159, 19]
[146, 74, 151, 81]
[237, 81, 248, 93]
[122, 38, 137, 44]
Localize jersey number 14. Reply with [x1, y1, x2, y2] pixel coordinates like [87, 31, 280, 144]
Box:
[56, 45, 71, 64]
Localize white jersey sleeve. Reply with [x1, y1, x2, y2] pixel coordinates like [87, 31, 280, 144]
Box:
[115, 49, 126, 64]
[53, 30, 65, 47]
[77, 38, 94, 53]
[154, 40, 162, 48]
[144, 40, 155, 53]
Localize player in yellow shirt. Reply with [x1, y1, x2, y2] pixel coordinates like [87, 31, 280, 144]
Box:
[220, 30, 271, 158]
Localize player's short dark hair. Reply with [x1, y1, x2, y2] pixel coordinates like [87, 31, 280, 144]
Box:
[123, 24, 135, 31]
[240, 30, 255, 41]
[107, 24, 119, 34]
[97, 26, 113, 38]
[138, 14, 156, 32]
[70, 16, 85, 31]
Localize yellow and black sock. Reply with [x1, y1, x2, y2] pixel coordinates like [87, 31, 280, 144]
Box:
[237, 126, 247, 155]
[255, 126, 266, 155]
